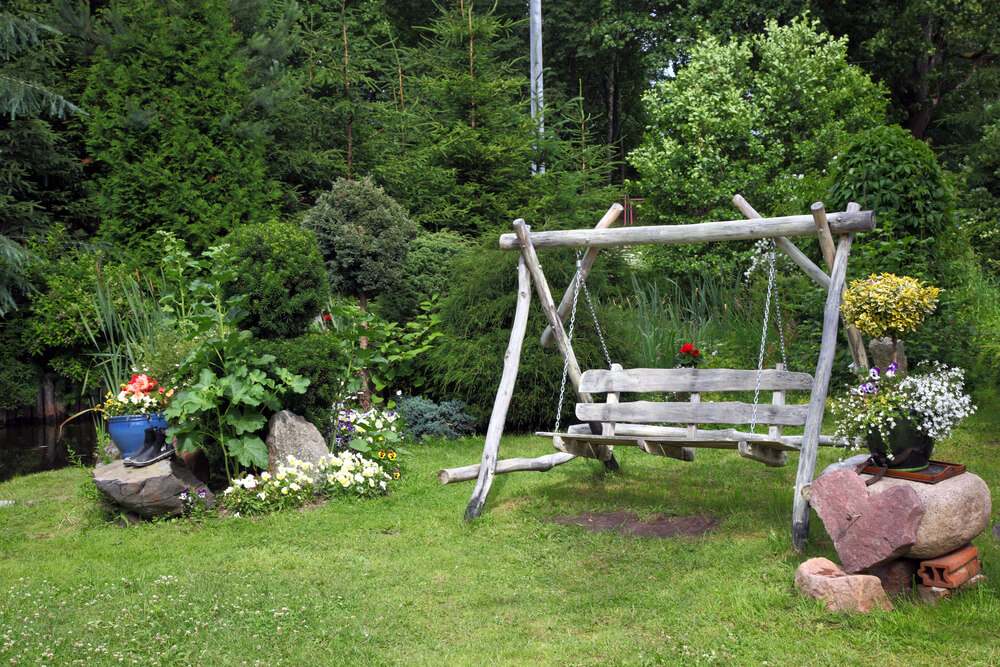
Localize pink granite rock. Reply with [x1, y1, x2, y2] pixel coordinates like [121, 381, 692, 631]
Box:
[795, 557, 893, 613]
[809, 469, 924, 573]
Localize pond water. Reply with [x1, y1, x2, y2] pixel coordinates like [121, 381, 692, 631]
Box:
[0, 422, 97, 483]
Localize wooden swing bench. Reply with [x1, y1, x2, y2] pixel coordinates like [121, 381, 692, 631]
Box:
[438, 195, 876, 550]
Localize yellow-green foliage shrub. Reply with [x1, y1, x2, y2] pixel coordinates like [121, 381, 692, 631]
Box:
[841, 273, 941, 340]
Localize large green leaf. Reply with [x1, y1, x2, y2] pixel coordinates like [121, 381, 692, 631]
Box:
[225, 435, 269, 469]
[226, 409, 266, 435]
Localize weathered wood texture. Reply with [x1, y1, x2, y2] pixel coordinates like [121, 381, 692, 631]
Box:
[464, 255, 533, 520]
[732, 195, 830, 289]
[638, 439, 696, 461]
[576, 401, 809, 426]
[810, 202, 837, 268]
[512, 220, 591, 403]
[540, 203, 623, 348]
[513, 220, 617, 469]
[538, 431, 800, 451]
[841, 202, 870, 371]
[739, 362, 790, 467]
[498, 210, 874, 250]
[792, 234, 853, 551]
[564, 422, 844, 447]
[579, 367, 813, 393]
[553, 435, 613, 461]
[439, 452, 576, 485]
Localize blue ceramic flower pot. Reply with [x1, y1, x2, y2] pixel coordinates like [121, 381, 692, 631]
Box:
[108, 413, 168, 459]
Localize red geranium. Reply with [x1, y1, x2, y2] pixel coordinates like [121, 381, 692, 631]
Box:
[322, 313, 333, 322]
[679, 342, 698, 355]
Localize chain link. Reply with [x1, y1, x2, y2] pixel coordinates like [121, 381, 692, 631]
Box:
[553, 256, 584, 433]
[580, 261, 613, 368]
[749, 240, 779, 434]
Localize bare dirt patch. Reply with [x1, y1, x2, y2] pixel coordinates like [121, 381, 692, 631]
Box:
[549, 511, 719, 538]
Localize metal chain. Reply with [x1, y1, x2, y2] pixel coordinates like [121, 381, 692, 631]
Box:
[579, 253, 613, 368]
[553, 256, 583, 433]
[749, 240, 779, 434]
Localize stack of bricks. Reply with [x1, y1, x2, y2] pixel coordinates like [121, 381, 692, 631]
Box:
[916, 544, 985, 604]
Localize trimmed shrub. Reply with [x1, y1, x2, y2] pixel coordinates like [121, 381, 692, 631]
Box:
[225, 222, 329, 339]
[377, 230, 469, 322]
[302, 177, 417, 304]
[397, 396, 475, 441]
[829, 125, 955, 280]
[254, 333, 349, 428]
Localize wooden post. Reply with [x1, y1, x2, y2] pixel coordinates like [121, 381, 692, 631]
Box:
[513, 220, 619, 470]
[813, 202, 869, 372]
[540, 203, 623, 348]
[440, 452, 576, 485]
[792, 234, 853, 551]
[464, 255, 533, 520]
[732, 195, 830, 289]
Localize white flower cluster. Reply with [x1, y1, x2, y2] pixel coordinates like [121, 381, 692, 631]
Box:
[221, 451, 392, 516]
[333, 405, 403, 451]
[744, 238, 791, 282]
[315, 451, 390, 495]
[898, 363, 976, 441]
[116, 390, 159, 413]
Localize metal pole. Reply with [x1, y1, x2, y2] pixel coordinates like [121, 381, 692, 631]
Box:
[529, 0, 544, 174]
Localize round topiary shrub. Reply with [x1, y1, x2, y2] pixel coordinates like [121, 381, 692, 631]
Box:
[301, 177, 417, 306]
[225, 221, 330, 339]
[377, 230, 469, 322]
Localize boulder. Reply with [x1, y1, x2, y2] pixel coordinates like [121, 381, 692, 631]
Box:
[810, 469, 924, 573]
[266, 410, 329, 473]
[93, 459, 213, 519]
[795, 557, 892, 613]
[867, 473, 991, 559]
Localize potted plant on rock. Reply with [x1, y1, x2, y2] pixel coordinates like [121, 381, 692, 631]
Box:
[831, 361, 976, 470]
[835, 273, 974, 470]
[102, 372, 174, 459]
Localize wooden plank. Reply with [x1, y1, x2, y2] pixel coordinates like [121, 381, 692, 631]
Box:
[553, 435, 613, 461]
[687, 392, 700, 439]
[464, 255, 534, 520]
[498, 210, 875, 250]
[540, 203, 623, 348]
[602, 363, 622, 438]
[732, 195, 830, 289]
[792, 234, 853, 551]
[638, 439, 696, 461]
[843, 202, 870, 372]
[576, 401, 809, 426]
[439, 452, 576, 485]
[538, 432, 799, 451]
[565, 422, 845, 447]
[740, 363, 790, 467]
[579, 367, 813, 393]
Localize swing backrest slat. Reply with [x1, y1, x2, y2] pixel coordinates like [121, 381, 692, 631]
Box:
[578, 368, 813, 394]
[576, 400, 809, 426]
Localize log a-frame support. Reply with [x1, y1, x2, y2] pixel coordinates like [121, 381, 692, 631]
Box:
[439, 197, 876, 551]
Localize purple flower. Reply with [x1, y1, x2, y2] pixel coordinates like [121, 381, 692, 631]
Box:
[887, 361, 898, 372]
[869, 367, 880, 380]
[197, 488, 207, 499]
[179, 491, 189, 501]
[863, 382, 877, 394]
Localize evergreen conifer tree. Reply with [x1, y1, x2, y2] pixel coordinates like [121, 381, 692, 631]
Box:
[82, 0, 279, 252]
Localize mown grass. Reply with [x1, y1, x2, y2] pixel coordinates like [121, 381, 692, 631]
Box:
[1, 394, 998, 666]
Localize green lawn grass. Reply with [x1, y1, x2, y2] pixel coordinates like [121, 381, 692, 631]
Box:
[1, 394, 998, 666]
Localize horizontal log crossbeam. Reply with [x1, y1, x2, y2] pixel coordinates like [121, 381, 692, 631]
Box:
[498, 210, 874, 250]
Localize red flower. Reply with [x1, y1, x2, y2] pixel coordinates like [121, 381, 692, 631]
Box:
[322, 313, 333, 322]
[692, 348, 701, 357]
[679, 342, 695, 355]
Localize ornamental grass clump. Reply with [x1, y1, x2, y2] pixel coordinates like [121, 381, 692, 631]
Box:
[840, 273, 941, 341]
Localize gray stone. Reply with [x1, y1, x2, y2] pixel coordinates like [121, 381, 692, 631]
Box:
[820, 454, 870, 478]
[866, 473, 992, 559]
[93, 459, 214, 519]
[868, 337, 907, 374]
[795, 557, 892, 613]
[266, 410, 329, 473]
[810, 469, 924, 573]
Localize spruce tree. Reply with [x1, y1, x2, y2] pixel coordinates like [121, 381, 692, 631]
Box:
[82, 0, 279, 252]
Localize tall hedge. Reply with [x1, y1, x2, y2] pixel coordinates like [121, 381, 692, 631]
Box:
[82, 0, 279, 253]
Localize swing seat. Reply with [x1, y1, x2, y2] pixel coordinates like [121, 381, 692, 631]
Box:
[537, 365, 832, 467]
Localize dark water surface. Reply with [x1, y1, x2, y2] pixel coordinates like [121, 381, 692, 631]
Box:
[0, 422, 97, 483]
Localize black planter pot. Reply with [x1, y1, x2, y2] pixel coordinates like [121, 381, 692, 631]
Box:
[865, 418, 934, 471]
